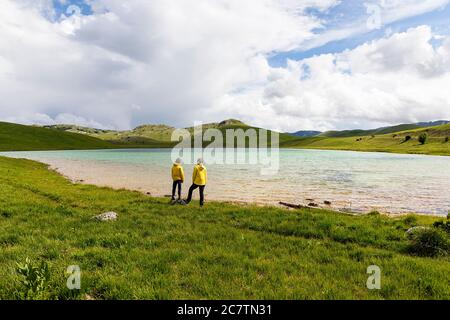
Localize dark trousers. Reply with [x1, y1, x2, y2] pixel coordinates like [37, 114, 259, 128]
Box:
[171, 180, 182, 200]
[186, 184, 205, 206]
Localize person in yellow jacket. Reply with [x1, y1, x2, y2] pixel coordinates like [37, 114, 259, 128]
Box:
[171, 158, 185, 203]
[185, 158, 207, 207]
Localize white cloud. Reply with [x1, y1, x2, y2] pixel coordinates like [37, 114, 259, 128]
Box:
[0, 0, 449, 132]
[221, 26, 450, 132]
[302, 0, 450, 52]
[4, 112, 110, 129]
[0, 0, 337, 129]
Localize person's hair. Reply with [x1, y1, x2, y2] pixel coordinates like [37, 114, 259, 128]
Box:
[175, 158, 183, 164]
[197, 158, 204, 165]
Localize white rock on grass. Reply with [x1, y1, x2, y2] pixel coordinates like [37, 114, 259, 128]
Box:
[94, 212, 118, 221]
[406, 226, 429, 235]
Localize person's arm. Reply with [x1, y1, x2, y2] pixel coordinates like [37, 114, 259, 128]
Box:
[180, 167, 185, 183]
[192, 166, 197, 183]
[205, 168, 207, 184]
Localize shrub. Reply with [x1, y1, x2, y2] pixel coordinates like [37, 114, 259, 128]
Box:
[404, 135, 412, 142]
[15, 258, 51, 299]
[0, 210, 13, 218]
[433, 220, 450, 233]
[408, 228, 449, 257]
[418, 133, 428, 145]
[403, 215, 418, 226]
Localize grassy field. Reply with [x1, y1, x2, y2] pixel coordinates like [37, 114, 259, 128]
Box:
[0, 122, 175, 151]
[0, 156, 449, 300]
[0, 122, 116, 151]
[282, 124, 450, 156]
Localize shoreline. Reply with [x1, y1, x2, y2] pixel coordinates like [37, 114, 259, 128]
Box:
[2, 145, 450, 157]
[1, 153, 448, 218]
[39, 160, 445, 218]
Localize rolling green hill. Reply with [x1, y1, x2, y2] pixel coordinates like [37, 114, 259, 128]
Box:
[320, 124, 422, 138]
[47, 119, 293, 148]
[0, 122, 176, 151]
[186, 119, 296, 147]
[320, 121, 450, 138]
[3, 120, 450, 156]
[0, 122, 117, 151]
[45, 124, 176, 143]
[282, 124, 450, 156]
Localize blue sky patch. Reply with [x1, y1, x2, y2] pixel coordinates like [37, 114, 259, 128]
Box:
[269, 2, 450, 67]
[52, 0, 93, 18]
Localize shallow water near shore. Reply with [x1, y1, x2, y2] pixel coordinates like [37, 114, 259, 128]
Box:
[2, 148, 450, 216]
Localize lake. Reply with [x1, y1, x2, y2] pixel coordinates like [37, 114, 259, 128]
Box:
[1, 148, 450, 216]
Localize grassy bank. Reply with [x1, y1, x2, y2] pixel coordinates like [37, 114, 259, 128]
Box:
[0, 156, 449, 300]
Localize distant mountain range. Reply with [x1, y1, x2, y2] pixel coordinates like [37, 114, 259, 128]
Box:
[415, 120, 450, 127]
[288, 120, 450, 138]
[288, 130, 322, 137]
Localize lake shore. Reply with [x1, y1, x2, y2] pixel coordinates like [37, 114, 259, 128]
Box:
[8, 153, 447, 217]
[43, 158, 352, 212]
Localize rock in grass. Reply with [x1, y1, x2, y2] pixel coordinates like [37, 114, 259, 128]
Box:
[406, 226, 429, 236]
[94, 212, 118, 221]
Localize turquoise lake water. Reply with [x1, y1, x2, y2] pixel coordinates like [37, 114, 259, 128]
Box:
[2, 148, 450, 215]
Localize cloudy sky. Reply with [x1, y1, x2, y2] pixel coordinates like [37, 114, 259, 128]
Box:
[1, 0, 450, 131]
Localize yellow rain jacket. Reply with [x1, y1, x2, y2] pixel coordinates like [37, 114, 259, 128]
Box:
[192, 164, 207, 186]
[172, 164, 185, 182]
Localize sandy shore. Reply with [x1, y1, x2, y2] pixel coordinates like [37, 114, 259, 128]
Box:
[32, 157, 440, 217]
[41, 158, 358, 211]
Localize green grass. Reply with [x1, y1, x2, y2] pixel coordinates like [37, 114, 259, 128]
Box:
[282, 124, 450, 156]
[0, 122, 175, 151]
[0, 156, 448, 300]
[0, 122, 117, 151]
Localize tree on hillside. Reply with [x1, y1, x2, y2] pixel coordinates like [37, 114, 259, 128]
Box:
[418, 133, 428, 145]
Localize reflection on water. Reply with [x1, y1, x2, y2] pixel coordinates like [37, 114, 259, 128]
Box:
[2, 148, 450, 216]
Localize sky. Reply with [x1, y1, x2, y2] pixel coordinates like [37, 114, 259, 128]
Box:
[1, 0, 450, 132]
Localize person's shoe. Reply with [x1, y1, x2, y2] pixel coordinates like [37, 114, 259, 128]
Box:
[178, 199, 187, 205]
[170, 199, 177, 205]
